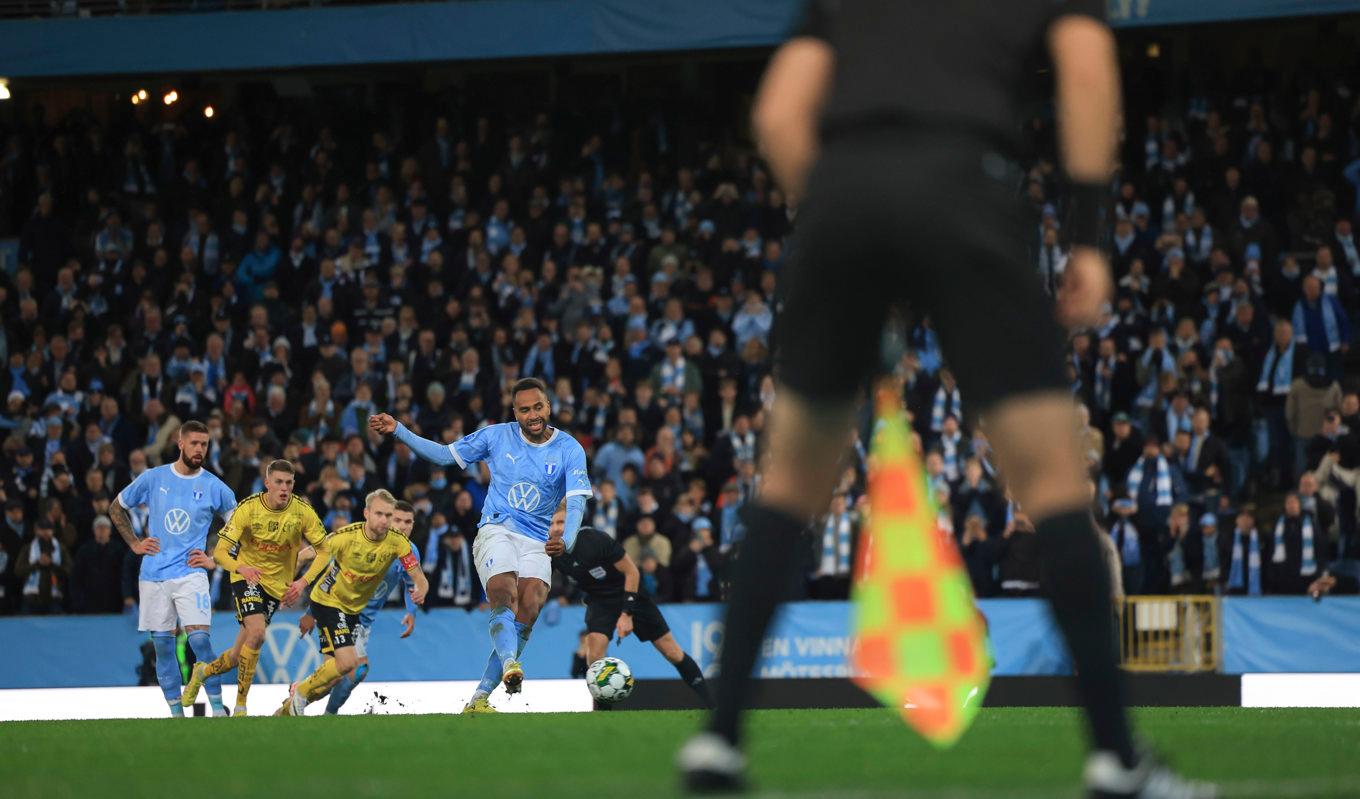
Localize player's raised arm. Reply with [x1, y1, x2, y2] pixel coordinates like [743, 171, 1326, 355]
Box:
[374, 411, 490, 469]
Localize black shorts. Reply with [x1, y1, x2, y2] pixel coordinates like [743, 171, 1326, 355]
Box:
[585, 593, 670, 643]
[312, 602, 360, 656]
[776, 128, 1068, 413]
[231, 580, 282, 624]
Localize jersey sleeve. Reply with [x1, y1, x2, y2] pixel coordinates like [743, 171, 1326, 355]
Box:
[217, 500, 249, 546]
[1052, 0, 1105, 22]
[564, 440, 592, 499]
[116, 469, 151, 509]
[604, 534, 627, 565]
[449, 425, 494, 469]
[301, 505, 328, 548]
[791, 0, 831, 41]
[214, 479, 237, 521]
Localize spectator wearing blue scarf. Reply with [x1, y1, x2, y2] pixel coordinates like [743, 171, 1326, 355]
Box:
[1291, 275, 1351, 381]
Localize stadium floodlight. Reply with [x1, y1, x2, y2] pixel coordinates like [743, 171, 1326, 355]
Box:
[203, 105, 215, 119]
[136, 89, 148, 101]
[131, 94, 141, 106]
[163, 90, 179, 106]
[0, 79, 10, 101]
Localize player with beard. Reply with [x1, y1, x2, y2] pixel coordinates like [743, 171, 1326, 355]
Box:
[110, 420, 238, 717]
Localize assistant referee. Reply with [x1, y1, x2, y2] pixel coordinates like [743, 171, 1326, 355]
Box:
[545, 506, 713, 709]
[676, 2, 1215, 798]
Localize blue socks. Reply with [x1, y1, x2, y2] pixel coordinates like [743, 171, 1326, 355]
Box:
[488, 607, 520, 668]
[474, 621, 531, 699]
[325, 663, 369, 715]
[185, 630, 223, 711]
[151, 632, 182, 711]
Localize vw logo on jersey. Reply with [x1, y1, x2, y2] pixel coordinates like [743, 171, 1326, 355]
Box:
[163, 508, 192, 536]
[507, 482, 542, 512]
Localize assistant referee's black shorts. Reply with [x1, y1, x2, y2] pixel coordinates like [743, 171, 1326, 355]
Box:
[776, 127, 1068, 412]
[584, 593, 670, 642]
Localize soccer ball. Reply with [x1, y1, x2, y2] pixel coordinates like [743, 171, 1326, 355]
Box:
[585, 656, 634, 703]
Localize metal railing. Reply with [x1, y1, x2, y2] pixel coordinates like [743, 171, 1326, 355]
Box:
[1120, 595, 1220, 673]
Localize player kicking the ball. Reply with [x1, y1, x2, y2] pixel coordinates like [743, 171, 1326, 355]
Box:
[370, 377, 591, 710]
[545, 504, 712, 709]
[297, 499, 421, 715]
[275, 489, 427, 716]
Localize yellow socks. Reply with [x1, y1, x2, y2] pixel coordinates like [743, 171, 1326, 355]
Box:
[204, 650, 234, 677]
[236, 646, 260, 704]
[299, 659, 343, 702]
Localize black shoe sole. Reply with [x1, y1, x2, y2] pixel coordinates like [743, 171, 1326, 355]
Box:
[682, 768, 747, 794]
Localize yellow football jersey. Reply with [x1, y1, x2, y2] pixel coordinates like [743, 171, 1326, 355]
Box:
[308, 523, 417, 615]
[219, 493, 328, 600]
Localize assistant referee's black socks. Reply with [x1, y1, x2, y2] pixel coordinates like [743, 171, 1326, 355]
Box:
[673, 652, 714, 709]
[709, 502, 805, 746]
[1036, 509, 1137, 769]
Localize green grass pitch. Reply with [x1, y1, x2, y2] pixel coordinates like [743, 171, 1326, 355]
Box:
[2, 708, 1357, 798]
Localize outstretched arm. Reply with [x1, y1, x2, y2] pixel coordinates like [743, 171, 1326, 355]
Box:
[393, 421, 459, 466]
[562, 494, 587, 552]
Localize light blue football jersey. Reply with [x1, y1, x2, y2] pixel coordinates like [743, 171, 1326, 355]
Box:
[450, 423, 591, 542]
[116, 464, 236, 582]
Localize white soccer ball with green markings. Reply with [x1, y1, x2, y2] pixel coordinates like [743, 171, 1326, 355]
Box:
[585, 656, 634, 703]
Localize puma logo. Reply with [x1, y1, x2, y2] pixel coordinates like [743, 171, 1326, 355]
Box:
[159, 487, 169, 493]
[505, 453, 518, 464]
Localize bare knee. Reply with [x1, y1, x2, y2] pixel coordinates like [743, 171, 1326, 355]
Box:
[243, 618, 267, 648]
[485, 574, 519, 610]
[334, 649, 357, 677]
[986, 392, 1091, 520]
[760, 390, 857, 519]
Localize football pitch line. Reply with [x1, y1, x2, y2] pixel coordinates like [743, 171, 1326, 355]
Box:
[757, 776, 1360, 799]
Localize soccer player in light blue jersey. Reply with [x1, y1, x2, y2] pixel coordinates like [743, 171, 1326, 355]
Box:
[297, 499, 421, 715]
[370, 377, 591, 708]
[109, 420, 238, 717]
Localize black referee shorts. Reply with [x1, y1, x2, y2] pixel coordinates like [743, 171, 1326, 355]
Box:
[777, 128, 1068, 412]
[584, 593, 670, 643]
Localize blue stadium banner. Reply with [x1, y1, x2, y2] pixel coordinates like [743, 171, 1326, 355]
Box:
[1221, 596, 1360, 674]
[1108, 0, 1360, 27]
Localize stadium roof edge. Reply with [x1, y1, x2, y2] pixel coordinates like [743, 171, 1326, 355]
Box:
[0, 0, 1357, 79]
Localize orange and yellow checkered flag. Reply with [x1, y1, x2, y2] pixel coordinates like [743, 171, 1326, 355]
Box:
[851, 390, 990, 747]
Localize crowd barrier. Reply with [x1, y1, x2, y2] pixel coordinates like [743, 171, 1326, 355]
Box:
[1, 597, 1354, 689]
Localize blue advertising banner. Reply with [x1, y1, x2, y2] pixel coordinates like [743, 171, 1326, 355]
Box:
[0, 599, 1073, 689]
[1221, 596, 1360, 674]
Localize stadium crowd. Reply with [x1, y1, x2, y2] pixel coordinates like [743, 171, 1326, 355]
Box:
[1, 74, 1359, 616]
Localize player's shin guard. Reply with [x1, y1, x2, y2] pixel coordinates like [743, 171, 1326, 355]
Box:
[151, 632, 183, 710]
[186, 630, 223, 705]
[236, 645, 261, 705]
[673, 653, 714, 709]
[488, 606, 519, 668]
[299, 659, 343, 702]
[474, 620, 534, 699]
[1035, 509, 1136, 768]
[709, 503, 805, 745]
[203, 650, 234, 677]
[515, 620, 532, 656]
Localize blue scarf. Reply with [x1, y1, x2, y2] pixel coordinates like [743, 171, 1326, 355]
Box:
[1228, 528, 1262, 595]
[694, 551, 713, 598]
[931, 386, 961, 433]
[1169, 536, 1188, 586]
[592, 498, 620, 540]
[1272, 514, 1318, 576]
[1202, 530, 1221, 581]
[939, 432, 963, 482]
[1093, 356, 1115, 411]
[818, 512, 854, 578]
[1292, 296, 1343, 352]
[1127, 455, 1173, 507]
[1256, 344, 1294, 395]
[1112, 519, 1141, 567]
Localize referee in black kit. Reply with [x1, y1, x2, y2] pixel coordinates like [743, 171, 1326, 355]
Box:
[677, 2, 1216, 798]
